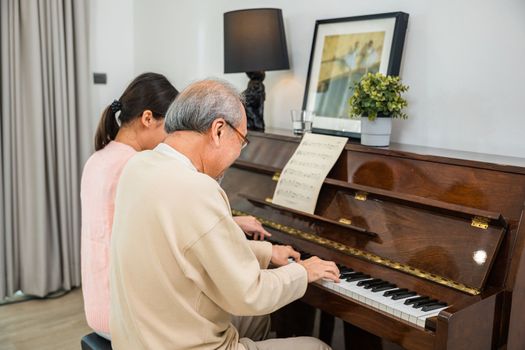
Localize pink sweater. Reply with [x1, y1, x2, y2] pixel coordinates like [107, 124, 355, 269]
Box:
[81, 141, 136, 334]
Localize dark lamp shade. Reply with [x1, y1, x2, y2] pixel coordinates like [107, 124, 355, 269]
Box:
[224, 8, 289, 73]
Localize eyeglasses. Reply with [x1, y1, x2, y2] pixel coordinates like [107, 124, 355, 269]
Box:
[224, 120, 250, 149]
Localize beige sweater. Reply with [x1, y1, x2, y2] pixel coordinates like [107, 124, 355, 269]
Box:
[110, 148, 308, 349]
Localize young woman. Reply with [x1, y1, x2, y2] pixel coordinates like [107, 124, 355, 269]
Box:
[81, 72, 178, 339]
[81, 73, 270, 339]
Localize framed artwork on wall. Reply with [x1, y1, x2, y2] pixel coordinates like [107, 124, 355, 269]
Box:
[303, 12, 409, 138]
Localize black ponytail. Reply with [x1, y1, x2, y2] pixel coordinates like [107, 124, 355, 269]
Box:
[93, 72, 179, 151]
[94, 105, 120, 151]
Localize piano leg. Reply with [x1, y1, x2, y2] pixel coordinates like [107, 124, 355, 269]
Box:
[319, 311, 335, 345]
[344, 322, 383, 350]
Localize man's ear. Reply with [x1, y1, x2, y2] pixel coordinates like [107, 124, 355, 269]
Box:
[210, 118, 226, 146]
[140, 110, 154, 128]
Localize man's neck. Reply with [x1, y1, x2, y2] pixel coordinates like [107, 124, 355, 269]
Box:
[163, 132, 206, 173]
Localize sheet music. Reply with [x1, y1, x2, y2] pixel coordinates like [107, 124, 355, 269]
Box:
[272, 133, 348, 214]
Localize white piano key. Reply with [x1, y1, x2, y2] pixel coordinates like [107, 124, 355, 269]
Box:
[292, 258, 448, 328]
[315, 276, 448, 328]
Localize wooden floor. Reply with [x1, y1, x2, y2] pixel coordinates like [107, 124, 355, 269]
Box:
[0, 288, 91, 350]
[0, 287, 350, 350]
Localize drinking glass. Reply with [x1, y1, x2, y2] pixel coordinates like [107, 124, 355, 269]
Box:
[291, 110, 315, 135]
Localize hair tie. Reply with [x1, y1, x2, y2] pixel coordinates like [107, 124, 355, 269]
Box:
[110, 100, 122, 113]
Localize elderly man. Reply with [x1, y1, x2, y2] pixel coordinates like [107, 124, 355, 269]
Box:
[110, 79, 340, 349]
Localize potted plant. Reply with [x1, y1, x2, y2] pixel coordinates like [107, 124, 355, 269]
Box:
[349, 72, 409, 146]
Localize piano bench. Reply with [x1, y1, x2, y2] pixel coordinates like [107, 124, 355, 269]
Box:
[80, 333, 112, 350]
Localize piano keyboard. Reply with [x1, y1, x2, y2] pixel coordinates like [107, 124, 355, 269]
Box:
[298, 251, 449, 328]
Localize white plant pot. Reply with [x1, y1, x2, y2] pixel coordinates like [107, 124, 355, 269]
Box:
[360, 116, 392, 147]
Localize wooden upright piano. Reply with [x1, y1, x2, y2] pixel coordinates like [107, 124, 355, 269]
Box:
[221, 131, 525, 349]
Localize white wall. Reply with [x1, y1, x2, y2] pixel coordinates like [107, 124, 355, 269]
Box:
[89, 0, 135, 137]
[99, 0, 525, 158]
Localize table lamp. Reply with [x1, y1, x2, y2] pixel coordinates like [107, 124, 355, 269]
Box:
[224, 8, 290, 131]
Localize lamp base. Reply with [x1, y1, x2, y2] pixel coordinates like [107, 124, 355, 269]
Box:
[243, 71, 266, 131]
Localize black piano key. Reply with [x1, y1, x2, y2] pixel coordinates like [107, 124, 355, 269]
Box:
[371, 283, 397, 292]
[340, 267, 354, 274]
[340, 272, 355, 279]
[412, 299, 438, 308]
[363, 280, 388, 289]
[421, 302, 448, 312]
[364, 281, 390, 290]
[357, 278, 383, 287]
[346, 274, 371, 282]
[391, 291, 417, 300]
[383, 288, 408, 297]
[404, 296, 430, 306]
[344, 272, 363, 278]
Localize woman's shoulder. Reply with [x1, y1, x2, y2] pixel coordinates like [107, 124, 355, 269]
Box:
[83, 142, 136, 176]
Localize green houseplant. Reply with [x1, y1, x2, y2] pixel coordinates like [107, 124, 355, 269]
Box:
[349, 72, 409, 120]
[348, 72, 409, 146]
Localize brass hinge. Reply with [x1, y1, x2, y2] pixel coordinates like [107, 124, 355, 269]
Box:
[338, 218, 352, 225]
[355, 191, 368, 201]
[272, 172, 281, 181]
[265, 197, 273, 203]
[471, 216, 489, 229]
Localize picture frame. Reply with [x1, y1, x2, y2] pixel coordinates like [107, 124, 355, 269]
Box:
[303, 12, 409, 138]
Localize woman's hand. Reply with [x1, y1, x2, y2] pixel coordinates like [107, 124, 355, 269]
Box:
[233, 216, 272, 240]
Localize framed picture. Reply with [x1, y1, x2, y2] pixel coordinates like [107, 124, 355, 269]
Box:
[303, 12, 409, 138]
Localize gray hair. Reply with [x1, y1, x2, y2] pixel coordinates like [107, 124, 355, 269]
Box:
[164, 78, 244, 133]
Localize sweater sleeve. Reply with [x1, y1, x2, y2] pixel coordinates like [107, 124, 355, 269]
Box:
[183, 215, 307, 317]
[246, 240, 272, 269]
